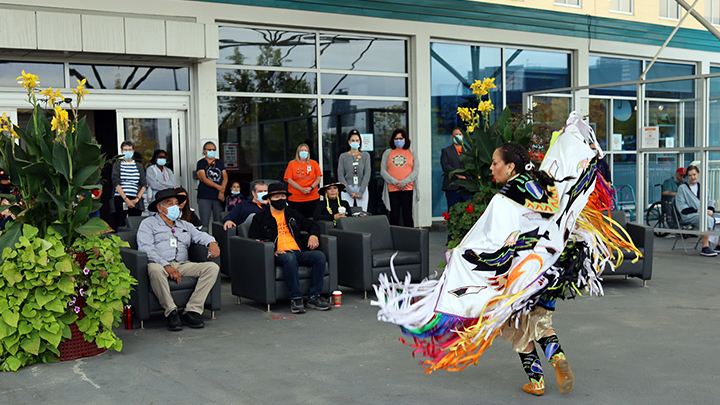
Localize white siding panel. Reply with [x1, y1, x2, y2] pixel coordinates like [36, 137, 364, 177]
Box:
[82, 15, 125, 54]
[204, 24, 219, 59]
[125, 18, 166, 55]
[0, 9, 36, 49]
[166, 21, 204, 58]
[36, 12, 82, 51]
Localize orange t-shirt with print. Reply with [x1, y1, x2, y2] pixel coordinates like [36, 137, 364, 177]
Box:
[387, 149, 415, 192]
[284, 160, 322, 202]
[272, 210, 300, 251]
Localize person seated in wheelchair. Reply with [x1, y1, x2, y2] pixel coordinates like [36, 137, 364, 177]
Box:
[675, 165, 720, 257]
[313, 179, 352, 227]
[248, 182, 332, 314]
[137, 189, 221, 331]
[662, 167, 686, 204]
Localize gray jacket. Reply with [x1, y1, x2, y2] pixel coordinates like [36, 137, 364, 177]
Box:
[676, 182, 714, 219]
[146, 165, 176, 202]
[337, 151, 371, 194]
[380, 148, 419, 211]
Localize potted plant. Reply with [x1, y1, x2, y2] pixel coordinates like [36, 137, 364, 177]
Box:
[444, 78, 548, 245]
[0, 71, 136, 371]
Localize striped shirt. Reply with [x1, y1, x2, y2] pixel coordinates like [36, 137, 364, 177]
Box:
[115, 161, 140, 197]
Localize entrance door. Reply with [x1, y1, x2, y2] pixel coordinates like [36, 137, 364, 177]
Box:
[116, 110, 186, 200]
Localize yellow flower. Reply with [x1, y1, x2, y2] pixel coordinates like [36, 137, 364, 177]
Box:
[40, 87, 63, 107]
[72, 78, 89, 103]
[0, 113, 18, 139]
[50, 105, 70, 134]
[467, 124, 475, 133]
[16, 70, 39, 91]
[457, 107, 473, 122]
[477, 100, 494, 113]
[479, 77, 496, 95]
[470, 80, 484, 96]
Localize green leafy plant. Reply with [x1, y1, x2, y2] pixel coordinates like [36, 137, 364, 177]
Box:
[0, 72, 136, 371]
[70, 234, 136, 352]
[0, 225, 77, 371]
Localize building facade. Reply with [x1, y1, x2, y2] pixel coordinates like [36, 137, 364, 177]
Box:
[1, 0, 719, 226]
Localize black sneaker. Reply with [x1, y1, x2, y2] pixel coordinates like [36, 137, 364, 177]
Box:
[167, 309, 183, 331]
[306, 295, 331, 311]
[700, 246, 718, 257]
[290, 298, 306, 314]
[181, 311, 205, 328]
[714, 245, 720, 253]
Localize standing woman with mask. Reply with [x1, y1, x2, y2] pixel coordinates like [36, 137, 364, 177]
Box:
[284, 143, 322, 218]
[338, 129, 371, 211]
[111, 140, 147, 229]
[146, 149, 176, 205]
[196, 141, 228, 230]
[381, 129, 418, 227]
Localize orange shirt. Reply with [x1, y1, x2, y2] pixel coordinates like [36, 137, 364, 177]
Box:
[272, 210, 300, 251]
[454, 144, 462, 154]
[387, 149, 415, 192]
[284, 160, 321, 202]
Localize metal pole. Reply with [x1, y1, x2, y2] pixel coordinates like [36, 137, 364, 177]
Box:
[640, 0, 700, 80]
[675, 0, 720, 42]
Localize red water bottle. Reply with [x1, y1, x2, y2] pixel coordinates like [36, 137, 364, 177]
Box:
[123, 305, 133, 330]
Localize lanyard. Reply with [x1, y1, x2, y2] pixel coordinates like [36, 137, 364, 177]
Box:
[326, 197, 342, 226]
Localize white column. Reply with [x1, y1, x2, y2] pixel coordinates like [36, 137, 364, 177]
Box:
[412, 33, 433, 227]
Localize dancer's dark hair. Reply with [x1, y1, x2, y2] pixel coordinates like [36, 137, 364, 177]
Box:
[495, 142, 565, 191]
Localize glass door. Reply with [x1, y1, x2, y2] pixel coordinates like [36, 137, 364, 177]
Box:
[115, 110, 185, 201]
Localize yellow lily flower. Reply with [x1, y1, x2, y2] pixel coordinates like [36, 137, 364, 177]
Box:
[16, 70, 39, 91]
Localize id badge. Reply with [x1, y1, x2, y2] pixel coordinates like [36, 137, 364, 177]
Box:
[170, 237, 178, 248]
[306, 165, 312, 173]
[353, 176, 359, 185]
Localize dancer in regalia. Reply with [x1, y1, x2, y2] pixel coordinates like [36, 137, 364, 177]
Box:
[373, 113, 640, 396]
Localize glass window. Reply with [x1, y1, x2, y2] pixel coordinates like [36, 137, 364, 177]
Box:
[589, 56, 642, 96]
[218, 96, 318, 181]
[218, 27, 316, 69]
[610, 0, 633, 13]
[712, 0, 720, 25]
[660, 0, 680, 19]
[645, 62, 695, 99]
[555, 0, 580, 5]
[613, 153, 637, 215]
[321, 99, 407, 182]
[69, 64, 189, 91]
[124, 118, 173, 169]
[319, 34, 406, 73]
[0, 62, 64, 88]
[505, 48, 571, 113]
[217, 69, 316, 94]
[321, 74, 406, 97]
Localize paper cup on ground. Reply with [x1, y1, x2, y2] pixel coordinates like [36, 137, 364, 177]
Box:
[332, 290, 342, 306]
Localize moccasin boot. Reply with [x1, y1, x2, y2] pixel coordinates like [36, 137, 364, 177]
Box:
[522, 382, 544, 396]
[555, 359, 575, 394]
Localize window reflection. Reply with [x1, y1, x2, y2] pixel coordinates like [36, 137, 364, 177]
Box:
[218, 27, 316, 68]
[0, 62, 64, 88]
[505, 48, 570, 113]
[319, 34, 406, 73]
[217, 69, 316, 94]
[589, 56, 641, 96]
[645, 62, 695, 99]
[69, 64, 189, 91]
[321, 74, 406, 97]
[218, 96, 317, 181]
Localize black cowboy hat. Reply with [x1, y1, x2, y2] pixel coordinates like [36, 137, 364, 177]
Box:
[148, 189, 187, 212]
[262, 182, 291, 200]
[318, 180, 346, 196]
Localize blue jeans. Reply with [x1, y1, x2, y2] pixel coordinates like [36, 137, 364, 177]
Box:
[274, 250, 326, 299]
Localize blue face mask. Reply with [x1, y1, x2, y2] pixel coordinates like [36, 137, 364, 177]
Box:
[206, 150, 217, 159]
[165, 205, 180, 221]
[231, 190, 241, 195]
[299, 151, 309, 160]
[156, 158, 167, 166]
[256, 191, 268, 201]
[394, 139, 405, 148]
[123, 151, 134, 160]
[350, 142, 360, 150]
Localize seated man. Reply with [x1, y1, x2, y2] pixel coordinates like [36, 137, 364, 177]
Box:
[223, 180, 268, 230]
[662, 167, 686, 203]
[137, 189, 221, 331]
[248, 182, 331, 314]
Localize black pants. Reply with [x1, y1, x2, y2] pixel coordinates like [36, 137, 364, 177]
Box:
[289, 199, 319, 219]
[114, 196, 142, 229]
[389, 190, 414, 227]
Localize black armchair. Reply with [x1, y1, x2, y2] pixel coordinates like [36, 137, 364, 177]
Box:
[211, 221, 238, 279]
[329, 216, 429, 297]
[115, 230, 222, 328]
[229, 222, 338, 311]
[607, 210, 653, 286]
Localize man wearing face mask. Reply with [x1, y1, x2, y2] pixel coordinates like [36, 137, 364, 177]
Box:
[248, 182, 331, 314]
[441, 127, 471, 213]
[222, 180, 269, 230]
[137, 189, 221, 331]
